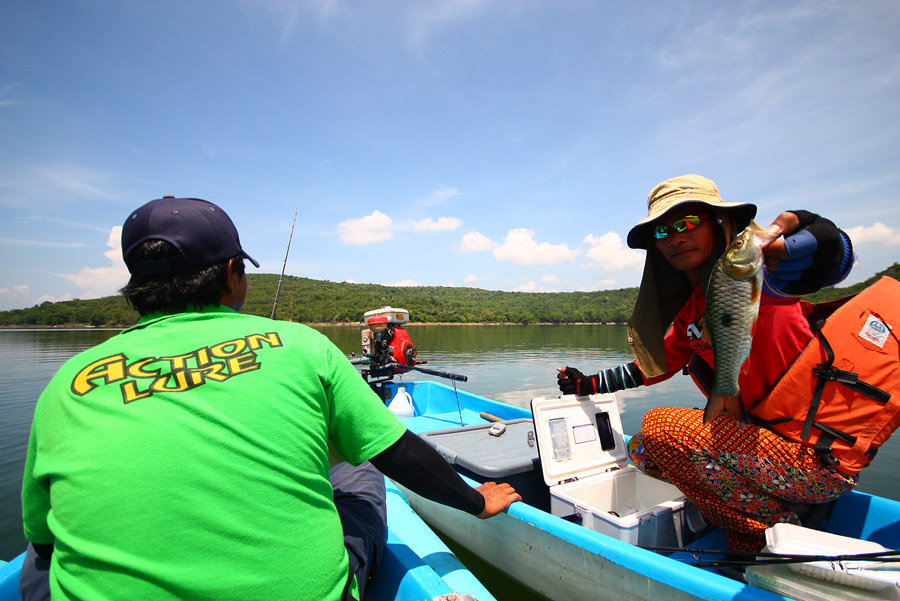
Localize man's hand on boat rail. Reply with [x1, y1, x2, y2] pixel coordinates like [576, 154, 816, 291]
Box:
[475, 482, 522, 519]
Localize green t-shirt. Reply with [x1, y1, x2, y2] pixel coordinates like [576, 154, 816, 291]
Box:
[22, 305, 407, 601]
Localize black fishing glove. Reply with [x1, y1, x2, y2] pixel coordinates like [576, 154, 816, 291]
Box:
[767, 210, 854, 296]
[557, 363, 643, 396]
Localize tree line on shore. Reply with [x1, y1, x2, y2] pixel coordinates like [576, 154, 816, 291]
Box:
[1, 263, 897, 328]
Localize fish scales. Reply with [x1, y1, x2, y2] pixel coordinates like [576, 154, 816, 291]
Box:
[702, 220, 771, 424]
[706, 263, 761, 396]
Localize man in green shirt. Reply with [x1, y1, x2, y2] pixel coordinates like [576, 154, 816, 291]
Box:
[21, 196, 520, 601]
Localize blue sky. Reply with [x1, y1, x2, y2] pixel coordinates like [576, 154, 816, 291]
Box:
[1, 1, 899, 312]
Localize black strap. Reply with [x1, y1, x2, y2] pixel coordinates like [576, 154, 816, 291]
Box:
[814, 431, 841, 467]
[799, 329, 891, 439]
[811, 364, 891, 403]
[686, 353, 713, 398]
[800, 330, 836, 440]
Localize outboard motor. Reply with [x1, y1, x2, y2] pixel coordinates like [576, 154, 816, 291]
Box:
[351, 307, 466, 393]
[361, 307, 417, 368]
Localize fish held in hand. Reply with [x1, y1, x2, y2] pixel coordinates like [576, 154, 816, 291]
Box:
[703, 221, 773, 426]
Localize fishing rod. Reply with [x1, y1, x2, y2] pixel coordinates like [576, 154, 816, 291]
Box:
[271, 209, 298, 320]
[642, 545, 900, 568]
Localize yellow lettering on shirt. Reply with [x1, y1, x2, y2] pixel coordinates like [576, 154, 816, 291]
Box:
[247, 332, 282, 350]
[210, 338, 247, 358]
[188, 362, 229, 385]
[121, 380, 153, 403]
[72, 354, 127, 395]
[70, 332, 283, 404]
[127, 358, 162, 379]
[227, 352, 261, 376]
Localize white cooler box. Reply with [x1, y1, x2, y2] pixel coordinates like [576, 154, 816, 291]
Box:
[531, 394, 706, 547]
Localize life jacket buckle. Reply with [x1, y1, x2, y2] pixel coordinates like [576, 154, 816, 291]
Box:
[813, 364, 859, 385]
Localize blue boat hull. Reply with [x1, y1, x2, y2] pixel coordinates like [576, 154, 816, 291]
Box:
[384, 380, 900, 601]
[0, 477, 495, 601]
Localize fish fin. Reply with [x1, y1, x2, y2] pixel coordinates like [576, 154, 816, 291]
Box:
[750, 276, 761, 304]
[700, 317, 710, 344]
[703, 394, 725, 425]
[725, 395, 747, 427]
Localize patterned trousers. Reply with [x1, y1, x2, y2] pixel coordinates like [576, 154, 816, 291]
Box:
[627, 407, 857, 552]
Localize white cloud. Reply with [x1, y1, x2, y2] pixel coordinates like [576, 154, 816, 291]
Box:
[578, 279, 618, 292]
[0, 285, 76, 311]
[410, 216, 463, 232]
[36, 292, 74, 304]
[0, 285, 29, 309]
[406, 1, 488, 54]
[418, 186, 460, 207]
[514, 281, 538, 292]
[464, 274, 478, 285]
[0, 238, 85, 248]
[459, 231, 495, 252]
[493, 229, 579, 266]
[583, 232, 645, 271]
[36, 163, 118, 199]
[387, 278, 421, 287]
[845, 222, 900, 247]
[0, 83, 21, 107]
[540, 274, 560, 284]
[337, 210, 394, 245]
[513, 280, 558, 293]
[55, 226, 130, 299]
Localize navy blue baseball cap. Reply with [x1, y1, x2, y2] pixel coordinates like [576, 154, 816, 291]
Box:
[122, 196, 259, 276]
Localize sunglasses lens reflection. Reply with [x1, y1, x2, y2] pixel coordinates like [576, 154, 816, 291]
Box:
[653, 215, 703, 240]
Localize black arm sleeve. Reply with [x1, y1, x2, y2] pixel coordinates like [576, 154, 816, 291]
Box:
[32, 543, 54, 559]
[370, 430, 486, 516]
[782, 210, 854, 294]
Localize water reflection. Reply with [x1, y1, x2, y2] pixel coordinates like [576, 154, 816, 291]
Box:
[1, 326, 898, 562]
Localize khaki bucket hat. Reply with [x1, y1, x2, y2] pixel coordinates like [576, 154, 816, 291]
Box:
[626, 174, 756, 249]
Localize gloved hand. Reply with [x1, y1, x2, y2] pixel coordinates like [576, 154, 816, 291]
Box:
[764, 210, 854, 296]
[556, 363, 643, 396]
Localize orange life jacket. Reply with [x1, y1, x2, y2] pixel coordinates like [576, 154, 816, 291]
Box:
[750, 276, 900, 477]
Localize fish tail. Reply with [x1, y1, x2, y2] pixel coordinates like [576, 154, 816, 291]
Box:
[725, 395, 747, 427]
[703, 394, 725, 424]
[704, 394, 747, 426]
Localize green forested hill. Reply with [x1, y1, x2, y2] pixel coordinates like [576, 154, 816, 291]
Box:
[802, 262, 900, 302]
[0, 275, 638, 327]
[2, 263, 896, 328]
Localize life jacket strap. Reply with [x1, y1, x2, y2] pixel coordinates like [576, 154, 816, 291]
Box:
[811, 364, 891, 403]
[800, 329, 892, 440]
[813, 431, 841, 467]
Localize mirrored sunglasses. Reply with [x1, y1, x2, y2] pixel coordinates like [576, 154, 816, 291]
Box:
[653, 214, 709, 240]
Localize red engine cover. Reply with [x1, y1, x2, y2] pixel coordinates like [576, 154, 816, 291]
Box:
[390, 327, 417, 366]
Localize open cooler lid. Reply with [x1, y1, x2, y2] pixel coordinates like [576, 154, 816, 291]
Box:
[531, 394, 629, 487]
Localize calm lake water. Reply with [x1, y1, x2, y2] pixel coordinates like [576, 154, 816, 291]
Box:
[3, 325, 899, 595]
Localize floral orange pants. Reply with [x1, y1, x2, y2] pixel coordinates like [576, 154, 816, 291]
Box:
[627, 407, 857, 552]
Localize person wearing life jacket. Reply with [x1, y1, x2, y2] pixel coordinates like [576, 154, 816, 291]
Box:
[751, 276, 900, 478]
[555, 174, 858, 552]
